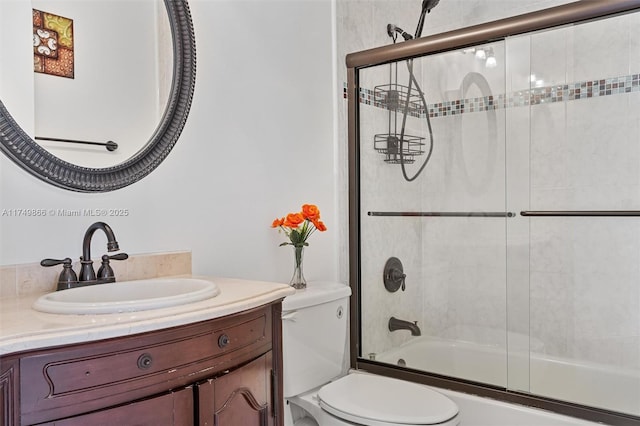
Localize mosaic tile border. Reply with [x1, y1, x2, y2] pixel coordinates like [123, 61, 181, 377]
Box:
[345, 73, 640, 118]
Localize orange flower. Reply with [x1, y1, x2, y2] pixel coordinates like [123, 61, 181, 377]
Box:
[313, 219, 327, 232]
[272, 204, 326, 248]
[283, 212, 305, 228]
[301, 204, 320, 221]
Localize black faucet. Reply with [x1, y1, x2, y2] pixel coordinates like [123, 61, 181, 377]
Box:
[388, 316, 421, 336]
[41, 222, 128, 290]
[79, 222, 120, 282]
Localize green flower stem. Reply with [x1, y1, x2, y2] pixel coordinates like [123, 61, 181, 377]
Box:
[294, 245, 303, 268]
[279, 219, 318, 247]
[290, 245, 306, 289]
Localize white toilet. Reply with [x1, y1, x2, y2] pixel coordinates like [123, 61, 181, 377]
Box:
[282, 281, 460, 426]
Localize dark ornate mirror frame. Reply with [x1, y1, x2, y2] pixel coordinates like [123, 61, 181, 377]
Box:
[0, 0, 196, 192]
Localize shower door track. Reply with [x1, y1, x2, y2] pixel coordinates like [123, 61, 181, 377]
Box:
[345, 0, 640, 69]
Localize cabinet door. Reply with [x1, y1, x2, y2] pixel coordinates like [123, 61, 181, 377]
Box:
[198, 353, 273, 426]
[0, 357, 18, 426]
[37, 386, 193, 426]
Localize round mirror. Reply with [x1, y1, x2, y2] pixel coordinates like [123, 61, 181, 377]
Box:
[0, 0, 196, 192]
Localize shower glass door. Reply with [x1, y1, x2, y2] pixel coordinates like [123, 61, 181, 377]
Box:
[357, 41, 509, 388]
[507, 11, 640, 416]
[355, 8, 640, 418]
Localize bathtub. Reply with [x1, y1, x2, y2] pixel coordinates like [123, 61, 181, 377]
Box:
[376, 336, 640, 422]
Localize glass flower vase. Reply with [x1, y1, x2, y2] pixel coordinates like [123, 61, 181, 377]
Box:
[290, 245, 307, 290]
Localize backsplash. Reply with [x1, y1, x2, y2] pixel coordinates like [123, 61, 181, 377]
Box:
[0, 251, 191, 299]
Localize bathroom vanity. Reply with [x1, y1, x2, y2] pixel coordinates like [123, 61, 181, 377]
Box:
[0, 276, 294, 426]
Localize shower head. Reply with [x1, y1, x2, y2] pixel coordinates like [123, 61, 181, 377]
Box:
[387, 0, 440, 42]
[422, 0, 440, 13]
[414, 0, 439, 38]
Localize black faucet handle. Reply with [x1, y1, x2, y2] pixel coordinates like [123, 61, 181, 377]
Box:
[107, 252, 129, 261]
[41, 257, 73, 267]
[384, 257, 407, 292]
[40, 258, 79, 291]
[390, 269, 407, 291]
[97, 253, 129, 282]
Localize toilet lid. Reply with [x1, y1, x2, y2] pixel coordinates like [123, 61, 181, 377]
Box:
[317, 373, 458, 426]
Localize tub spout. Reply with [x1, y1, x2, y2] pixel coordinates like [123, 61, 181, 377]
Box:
[388, 316, 421, 336]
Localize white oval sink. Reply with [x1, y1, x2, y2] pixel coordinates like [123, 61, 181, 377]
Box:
[33, 278, 220, 315]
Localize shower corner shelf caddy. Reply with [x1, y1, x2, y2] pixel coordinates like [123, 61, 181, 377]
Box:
[373, 82, 425, 165]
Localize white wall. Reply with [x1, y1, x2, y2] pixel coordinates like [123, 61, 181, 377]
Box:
[31, 0, 166, 167]
[0, 0, 338, 286]
[0, 1, 34, 135]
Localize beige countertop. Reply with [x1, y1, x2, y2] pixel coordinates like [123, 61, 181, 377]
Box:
[0, 276, 295, 356]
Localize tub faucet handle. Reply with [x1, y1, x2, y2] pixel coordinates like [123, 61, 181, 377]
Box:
[384, 257, 407, 292]
[390, 269, 407, 291]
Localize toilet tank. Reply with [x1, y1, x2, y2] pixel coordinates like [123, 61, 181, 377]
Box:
[281, 281, 351, 398]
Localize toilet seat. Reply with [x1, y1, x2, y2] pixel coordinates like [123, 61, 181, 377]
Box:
[317, 373, 459, 425]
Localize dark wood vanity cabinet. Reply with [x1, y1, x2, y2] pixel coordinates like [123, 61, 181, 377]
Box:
[1, 302, 284, 426]
[197, 352, 274, 426]
[0, 357, 18, 426]
[35, 386, 194, 426]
